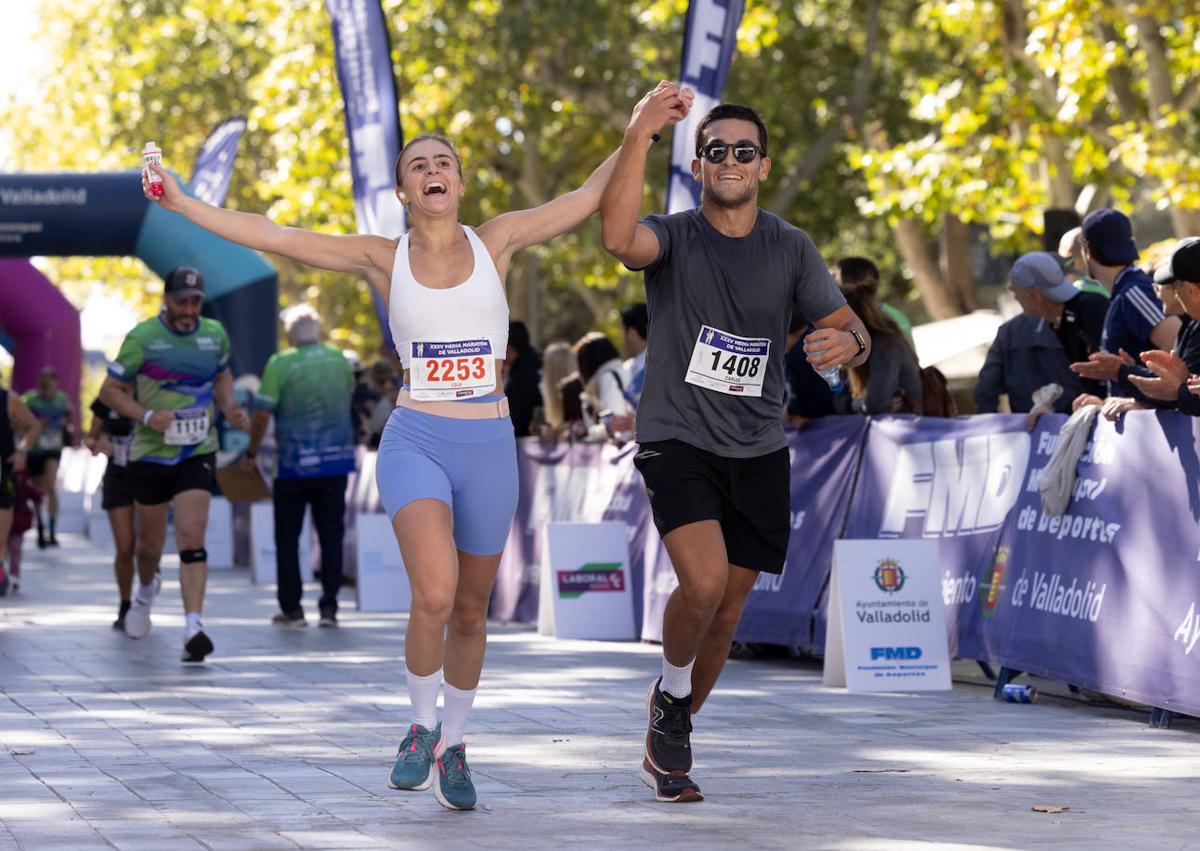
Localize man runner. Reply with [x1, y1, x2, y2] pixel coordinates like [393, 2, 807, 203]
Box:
[100, 266, 249, 663]
[600, 85, 870, 802]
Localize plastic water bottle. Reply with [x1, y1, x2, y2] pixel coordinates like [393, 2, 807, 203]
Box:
[816, 364, 844, 393]
[143, 141, 163, 196]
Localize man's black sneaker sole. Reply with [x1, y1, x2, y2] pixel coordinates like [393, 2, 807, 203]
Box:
[182, 631, 214, 664]
[640, 758, 703, 803]
[645, 678, 693, 774]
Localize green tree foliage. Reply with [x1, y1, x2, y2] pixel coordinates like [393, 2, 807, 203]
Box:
[853, 0, 1200, 252]
[14, 0, 1194, 340]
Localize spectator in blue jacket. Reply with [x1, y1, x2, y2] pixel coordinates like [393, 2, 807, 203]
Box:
[975, 314, 1081, 414]
[1070, 209, 1180, 398]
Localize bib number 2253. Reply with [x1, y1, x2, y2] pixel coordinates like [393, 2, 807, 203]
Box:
[410, 339, 496, 401]
[684, 325, 770, 397]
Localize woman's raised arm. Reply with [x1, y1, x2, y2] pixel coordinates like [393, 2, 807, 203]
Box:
[144, 163, 393, 279]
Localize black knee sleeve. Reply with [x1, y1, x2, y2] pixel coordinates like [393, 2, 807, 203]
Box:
[179, 548, 208, 564]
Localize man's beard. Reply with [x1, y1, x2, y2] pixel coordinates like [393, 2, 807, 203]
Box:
[164, 307, 197, 331]
[701, 179, 757, 210]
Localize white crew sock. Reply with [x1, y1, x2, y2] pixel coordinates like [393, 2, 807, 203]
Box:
[406, 668, 441, 730]
[135, 580, 158, 604]
[441, 681, 477, 748]
[185, 612, 203, 640]
[661, 656, 695, 700]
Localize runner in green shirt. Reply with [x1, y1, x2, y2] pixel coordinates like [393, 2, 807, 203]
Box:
[100, 266, 249, 663]
[21, 366, 74, 548]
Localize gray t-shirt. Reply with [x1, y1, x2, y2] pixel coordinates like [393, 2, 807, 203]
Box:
[634, 208, 846, 457]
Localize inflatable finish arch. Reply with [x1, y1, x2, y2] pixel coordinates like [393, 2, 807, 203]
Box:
[0, 172, 277, 388]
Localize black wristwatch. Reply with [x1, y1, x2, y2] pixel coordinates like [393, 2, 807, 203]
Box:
[850, 329, 867, 357]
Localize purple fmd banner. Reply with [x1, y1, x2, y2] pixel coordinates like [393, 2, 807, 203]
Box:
[188, 117, 247, 207]
[480, 409, 1200, 716]
[666, 0, 746, 213]
[325, 0, 403, 347]
[840, 414, 1033, 659]
[973, 411, 1200, 716]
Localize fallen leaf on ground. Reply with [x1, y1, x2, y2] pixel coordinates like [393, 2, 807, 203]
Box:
[1031, 805, 1070, 814]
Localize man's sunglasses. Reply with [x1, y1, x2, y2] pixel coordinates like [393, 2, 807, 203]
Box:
[697, 141, 765, 164]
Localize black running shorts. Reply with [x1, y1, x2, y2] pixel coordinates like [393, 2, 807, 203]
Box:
[128, 453, 216, 506]
[0, 466, 13, 510]
[101, 462, 135, 511]
[633, 439, 791, 574]
[27, 451, 61, 478]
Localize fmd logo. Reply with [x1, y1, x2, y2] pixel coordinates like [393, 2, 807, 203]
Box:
[879, 432, 1031, 538]
[871, 646, 923, 660]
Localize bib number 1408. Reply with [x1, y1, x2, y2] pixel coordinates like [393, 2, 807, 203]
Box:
[708, 350, 761, 379]
[684, 325, 770, 397]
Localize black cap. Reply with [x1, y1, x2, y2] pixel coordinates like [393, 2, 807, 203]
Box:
[1081, 208, 1138, 264]
[164, 266, 205, 299]
[1154, 238, 1200, 285]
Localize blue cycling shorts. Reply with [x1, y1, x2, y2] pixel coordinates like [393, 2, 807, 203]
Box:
[375, 394, 518, 556]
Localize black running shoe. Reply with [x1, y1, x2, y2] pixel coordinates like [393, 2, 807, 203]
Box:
[645, 677, 693, 774]
[112, 600, 131, 630]
[182, 631, 214, 664]
[640, 757, 703, 803]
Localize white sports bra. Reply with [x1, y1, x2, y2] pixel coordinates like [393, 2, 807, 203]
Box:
[389, 225, 509, 370]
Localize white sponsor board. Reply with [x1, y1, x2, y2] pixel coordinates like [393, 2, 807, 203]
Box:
[824, 539, 951, 692]
[539, 522, 634, 641]
[355, 512, 410, 613]
[250, 502, 313, 584]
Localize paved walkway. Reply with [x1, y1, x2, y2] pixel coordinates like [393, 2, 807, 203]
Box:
[1, 535, 1198, 850]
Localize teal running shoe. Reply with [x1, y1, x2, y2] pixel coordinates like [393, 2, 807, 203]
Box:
[388, 722, 441, 791]
[433, 743, 477, 811]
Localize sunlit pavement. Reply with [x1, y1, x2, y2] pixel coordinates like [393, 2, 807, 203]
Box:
[1, 535, 1198, 849]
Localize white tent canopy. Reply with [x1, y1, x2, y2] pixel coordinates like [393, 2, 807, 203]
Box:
[911, 310, 1004, 385]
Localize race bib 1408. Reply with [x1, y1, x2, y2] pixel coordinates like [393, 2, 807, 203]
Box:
[684, 325, 770, 398]
[410, 339, 496, 401]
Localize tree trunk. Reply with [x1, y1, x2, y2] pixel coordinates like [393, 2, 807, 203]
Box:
[939, 213, 975, 313]
[894, 219, 963, 321]
[1170, 207, 1200, 240]
[768, 0, 880, 214]
[1121, 5, 1200, 237]
[1040, 136, 1076, 209]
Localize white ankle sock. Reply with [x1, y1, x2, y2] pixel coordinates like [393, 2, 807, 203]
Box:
[185, 612, 203, 639]
[135, 581, 158, 604]
[406, 668, 441, 730]
[441, 681, 477, 748]
[661, 657, 695, 700]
